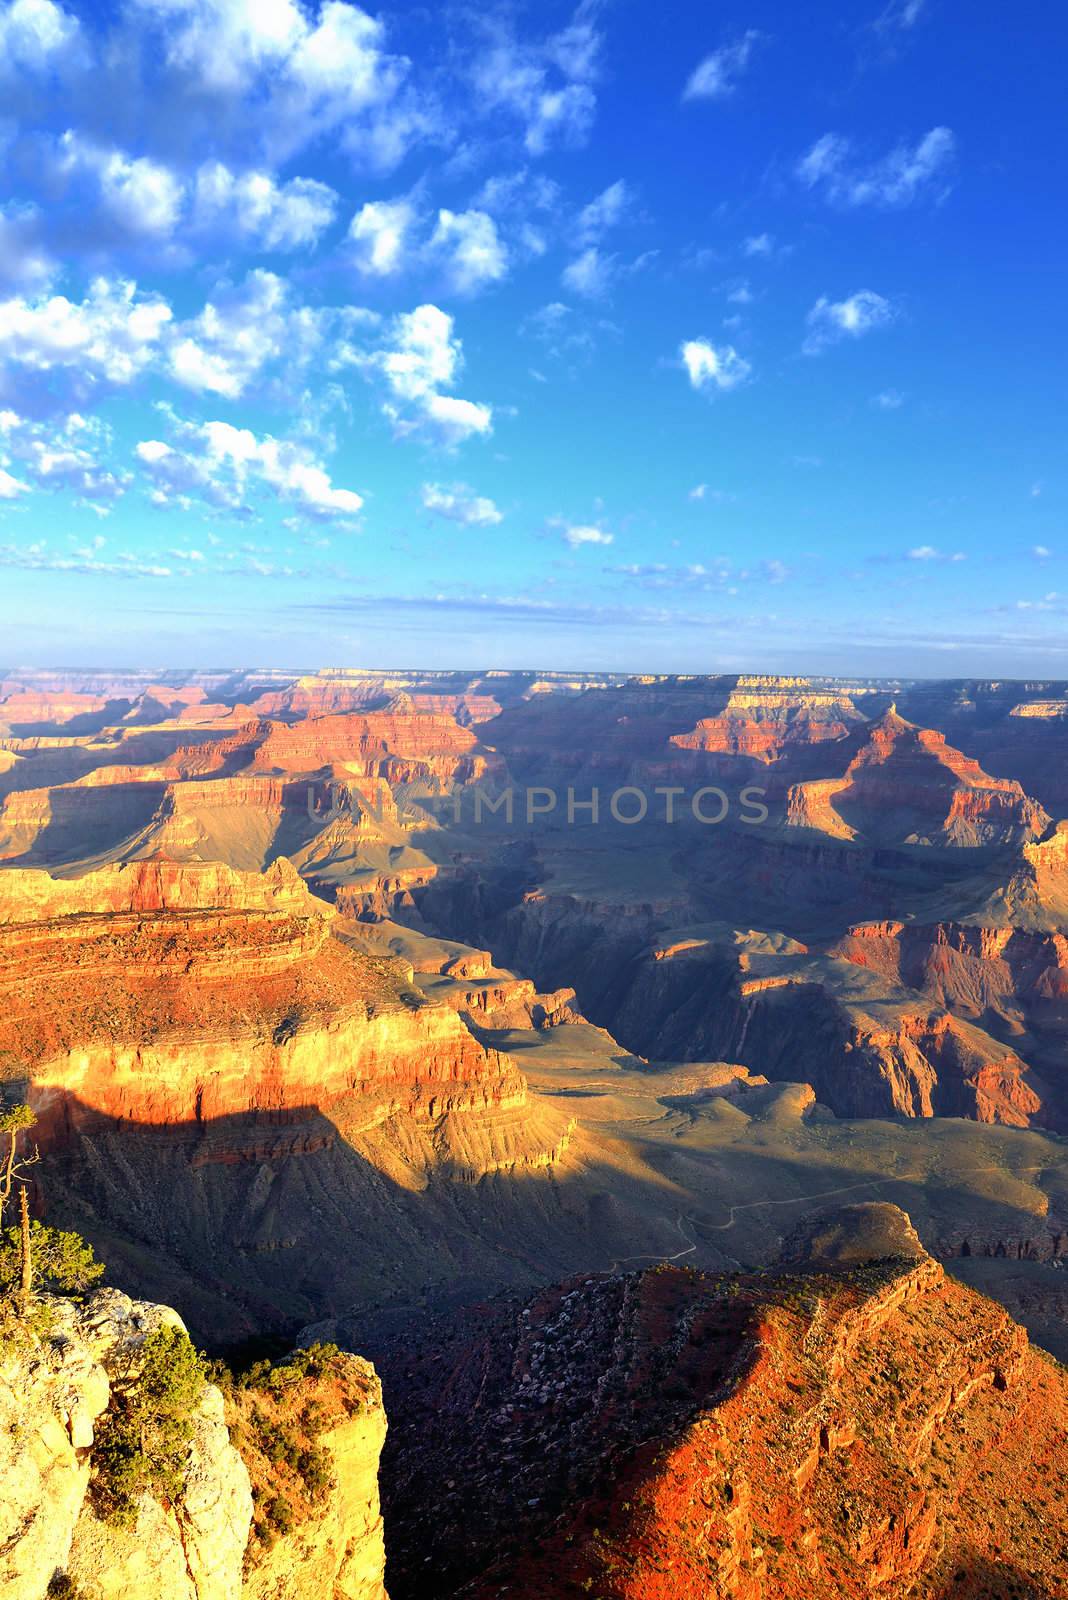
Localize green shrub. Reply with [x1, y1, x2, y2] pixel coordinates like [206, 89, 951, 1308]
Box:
[91, 1324, 207, 1528]
[0, 1223, 104, 1299]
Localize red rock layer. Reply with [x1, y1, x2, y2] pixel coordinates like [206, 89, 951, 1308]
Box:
[0, 859, 526, 1154]
[384, 1238, 1068, 1600]
[787, 708, 1050, 846]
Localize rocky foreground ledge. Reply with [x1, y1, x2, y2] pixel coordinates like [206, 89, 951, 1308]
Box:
[0, 1289, 387, 1600]
[377, 1204, 1068, 1600]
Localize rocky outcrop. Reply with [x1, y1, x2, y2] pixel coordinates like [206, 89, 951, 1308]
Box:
[228, 1348, 389, 1600]
[0, 1288, 252, 1600]
[378, 1206, 1068, 1600]
[787, 707, 1050, 847]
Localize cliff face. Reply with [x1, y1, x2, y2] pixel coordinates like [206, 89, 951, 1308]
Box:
[0, 1288, 252, 1600]
[0, 1292, 391, 1600]
[786, 708, 1051, 847]
[227, 1349, 389, 1600]
[379, 1206, 1068, 1600]
[0, 859, 527, 1149]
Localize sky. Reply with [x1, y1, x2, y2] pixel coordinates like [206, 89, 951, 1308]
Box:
[0, 0, 1065, 675]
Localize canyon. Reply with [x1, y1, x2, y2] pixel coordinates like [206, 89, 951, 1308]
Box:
[3, 667, 1068, 1595]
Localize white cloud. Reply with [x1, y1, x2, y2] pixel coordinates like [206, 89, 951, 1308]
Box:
[0, 0, 83, 76]
[193, 162, 338, 249]
[136, 410, 363, 521]
[561, 245, 615, 298]
[680, 338, 751, 391]
[421, 481, 502, 527]
[577, 179, 631, 243]
[907, 545, 966, 562]
[0, 465, 29, 497]
[430, 209, 508, 293]
[169, 269, 324, 398]
[0, 409, 129, 508]
[683, 31, 762, 101]
[743, 232, 774, 257]
[874, 0, 926, 32]
[473, 168, 560, 217]
[689, 483, 708, 501]
[797, 127, 955, 207]
[95, 150, 183, 238]
[0, 278, 173, 409]
[1033, 545, 1051, 560]
[348, 197, 417, 276]
[560, 522, 613, 548]
[472, 5, 602, 155]
[803, 290, 895, 354]
[45, 132, 184, 240]
[349, 303, 493, 447]
[128, 0, 419, 167]
[873, 388, 905, 408]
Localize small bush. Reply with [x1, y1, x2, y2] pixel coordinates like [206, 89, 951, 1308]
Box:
[91, 1324, 207, 1528]
[0, 1223, 104, 1299]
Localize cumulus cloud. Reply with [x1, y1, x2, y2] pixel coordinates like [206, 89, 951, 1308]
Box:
[680, 338, 751, 391]
[347, 201, 508, 294]
[742, 232, 774, 257]
[0, 0, 83, 78]
[348, 197, 417, 276]
[471, 3, 602, 154]
[803, 290, 895, 354]
[873, 388, 905, 408]
[192, 162, 338, 249]
[53, 133, 184, 238]
[683, 31, 762, 101]
[0, 277, 173, 411]
[169, 269, 324, 398]
[0, 465, 29, 498]
[136, 410, 363, 521]
[0, 409, 129, 509]
[558, 521, 613, 548]
[126, 0, 420, 167]
[346, 303, 493, 447]
[421, 481, 502, 527]
[797, 128, 955, 207]
[430, 209, 508, 294]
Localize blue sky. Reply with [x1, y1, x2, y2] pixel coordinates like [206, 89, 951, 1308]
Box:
[0, 0, 1064, 673]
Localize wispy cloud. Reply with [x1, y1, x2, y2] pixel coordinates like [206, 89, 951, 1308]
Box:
[683, 31, 763, 101]
[471, 2, 602, 154]
[797, 128, 955, 207]
[803, 291, 895, 355]
[421, 482, 503, 527]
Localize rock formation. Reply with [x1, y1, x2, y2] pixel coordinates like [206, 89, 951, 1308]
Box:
[0, 1288, 252, 1600]
[380, 1206, 1068, 1599]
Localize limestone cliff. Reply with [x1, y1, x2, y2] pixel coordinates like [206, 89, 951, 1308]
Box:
[0, 1288, 252, 1600]
[0, 1291, 391, 1600]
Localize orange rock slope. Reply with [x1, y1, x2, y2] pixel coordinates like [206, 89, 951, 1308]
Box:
[0, 857, 526, 1151]
[786, 707, 1051, 847]
[379, 1206, 1068, 1600]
